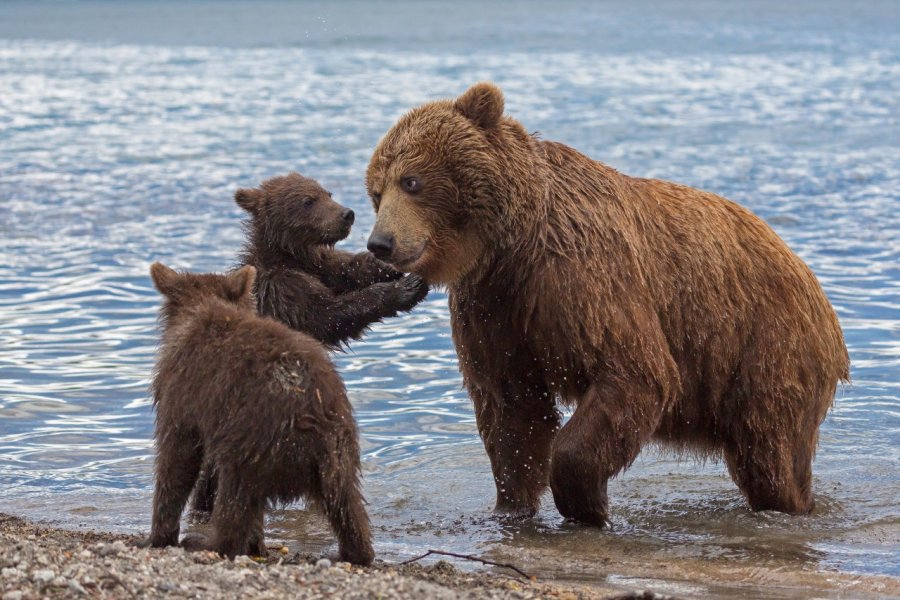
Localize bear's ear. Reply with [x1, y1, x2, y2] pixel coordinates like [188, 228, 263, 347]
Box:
[454, 82, 504, 130]
[235, 188, 263, 214]
[225, 265, 256, 301]
[150, 262, 181, 298]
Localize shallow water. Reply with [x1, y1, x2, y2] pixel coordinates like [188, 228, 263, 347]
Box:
[1, 1, 898, 597]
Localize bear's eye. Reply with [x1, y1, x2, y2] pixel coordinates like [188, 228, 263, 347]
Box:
[372, 192, 382, 208]
[302, 196, 315, 207]
[401, 176, 421, 194]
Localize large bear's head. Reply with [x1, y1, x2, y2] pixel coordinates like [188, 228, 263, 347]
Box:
[236, 172, 356, 256]
[366, 83, 542, 285]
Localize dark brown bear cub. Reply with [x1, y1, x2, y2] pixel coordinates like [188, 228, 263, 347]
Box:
[236, 172, 428, 347]
[147, 262, 374, 565]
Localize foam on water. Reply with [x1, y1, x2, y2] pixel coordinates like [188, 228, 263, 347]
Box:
[0, 2, 898, 597]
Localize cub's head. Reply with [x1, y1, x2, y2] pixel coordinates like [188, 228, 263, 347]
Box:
[366, 82, 523, 285]
[236, 172, 355, 254]
[150, 262, 256, 325]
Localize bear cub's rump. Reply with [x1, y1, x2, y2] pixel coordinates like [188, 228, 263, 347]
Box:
[146, 262, 373, 565]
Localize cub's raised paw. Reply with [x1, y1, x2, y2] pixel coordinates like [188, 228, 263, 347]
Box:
[391, 274, 429, 311]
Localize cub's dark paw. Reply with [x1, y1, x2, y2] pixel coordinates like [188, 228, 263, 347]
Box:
[391, 274, 428, 311]
[180, 532, 211, 552]
[134, 535, 177, 549]
[338, 543, 375, 567]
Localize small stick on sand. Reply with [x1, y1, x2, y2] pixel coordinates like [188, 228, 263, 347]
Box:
[399, 549, 534, 580]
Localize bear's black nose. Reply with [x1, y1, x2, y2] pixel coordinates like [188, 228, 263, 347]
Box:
[367, 232, 394, 259]
[342, 209, 355, 225]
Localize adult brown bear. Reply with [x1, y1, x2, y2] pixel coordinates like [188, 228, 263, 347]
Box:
[365, 82, 849, 526]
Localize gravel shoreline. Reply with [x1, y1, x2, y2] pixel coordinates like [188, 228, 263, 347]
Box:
[0, 514, 656, 599]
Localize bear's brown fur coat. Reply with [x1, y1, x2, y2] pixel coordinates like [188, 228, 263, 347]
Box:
[147, 263, 373, 564]
[365, 82, 850, 525]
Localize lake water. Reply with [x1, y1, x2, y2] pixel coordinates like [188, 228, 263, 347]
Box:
[0, 1, 898, 597]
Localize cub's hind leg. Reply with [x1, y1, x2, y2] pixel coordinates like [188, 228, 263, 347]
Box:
[208, 468, 267, 559]
[148, 431, 203, 547]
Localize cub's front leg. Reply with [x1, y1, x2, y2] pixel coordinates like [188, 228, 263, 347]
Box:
[314, 249, 403, 292]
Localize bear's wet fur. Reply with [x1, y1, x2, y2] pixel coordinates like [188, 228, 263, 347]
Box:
[365, 82, 850, 525]
[236, 172, 428, 347]
[147, 262, 374, 565]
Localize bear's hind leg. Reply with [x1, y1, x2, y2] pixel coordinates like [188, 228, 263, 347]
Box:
[148, 431, 203, 548]
[724, 417, 816, 515]
[314, 434, 374, 566]
[550, 380, 664, 527]
[209, 471, 267, 559]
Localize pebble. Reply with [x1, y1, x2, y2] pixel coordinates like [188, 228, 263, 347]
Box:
[68, 579, 87, 595]
[1, 591, 23, 600]
[98, 541, 128, 557]
[315, 558, 332, 569]
[31, 568, 55, 584]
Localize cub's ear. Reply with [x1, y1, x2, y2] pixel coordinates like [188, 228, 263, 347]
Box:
[454, 82, 504, 130]
[150, 262, 181, 297]
[235, 188, 263, 214]
[226, 265, 256, 301]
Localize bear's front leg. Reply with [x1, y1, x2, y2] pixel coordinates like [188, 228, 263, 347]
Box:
[471, 383, 560, 518]
[549, 379, 665, 527]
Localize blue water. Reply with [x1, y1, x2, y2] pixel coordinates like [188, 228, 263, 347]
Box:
[0, 1, 898, 597]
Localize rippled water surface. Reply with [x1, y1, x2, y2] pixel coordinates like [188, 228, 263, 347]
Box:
[1, 1, 898, 597]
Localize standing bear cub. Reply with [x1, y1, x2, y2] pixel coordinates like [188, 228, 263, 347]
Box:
[236, 172, 428, 348]
[147, 263, 374, 565]
[366, 82, 850, 525]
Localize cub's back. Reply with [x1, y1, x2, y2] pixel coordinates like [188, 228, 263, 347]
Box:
[153, 302, 345, 430]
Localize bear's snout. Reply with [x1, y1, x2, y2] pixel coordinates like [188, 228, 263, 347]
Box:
[367, 231, 394, 260]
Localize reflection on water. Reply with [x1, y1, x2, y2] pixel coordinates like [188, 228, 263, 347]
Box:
[0, 1, 898, 598]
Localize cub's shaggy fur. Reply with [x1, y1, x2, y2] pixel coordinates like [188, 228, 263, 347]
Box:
[365, 82, 849, 525]
[237, 172, 428, 347]
[147, 263, 373, 565]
